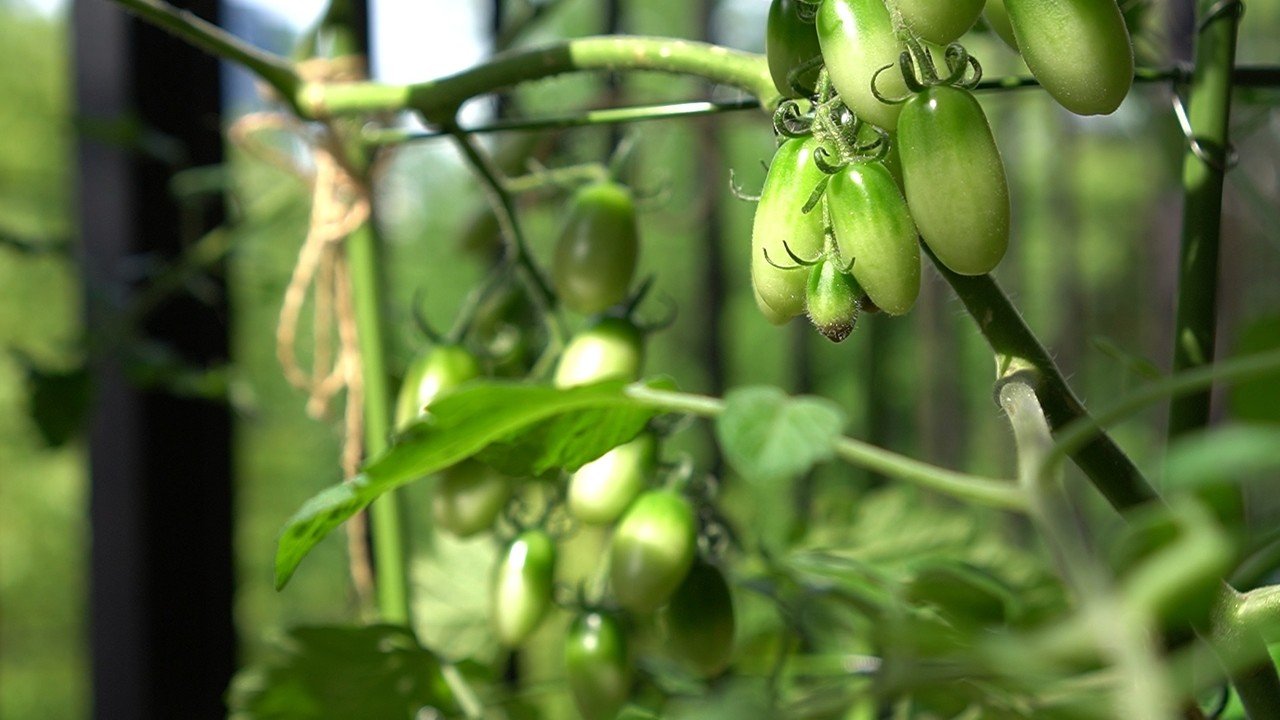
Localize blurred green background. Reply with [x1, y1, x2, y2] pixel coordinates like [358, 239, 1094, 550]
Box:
[1, 0, 1279, 717]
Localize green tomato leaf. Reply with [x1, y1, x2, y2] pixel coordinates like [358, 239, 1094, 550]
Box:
[275, 379, 662, 589]
[411, 531, 500, 663]
[225, 624, 456, 719]
[714, 386, 845, 485]
[477, 378, 668, 477]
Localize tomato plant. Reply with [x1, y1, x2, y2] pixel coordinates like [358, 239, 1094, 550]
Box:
[553, 181, 640, 315]
[608, 489, 697, 614]
[766, 0, 823, 98]
[750, 135, 826, 324]
[804, 258, 862, 342]
[564, 611, 633, 720]
[1004, 0, 1134, 116]
[553, 316, 645, 388]
[491, 528, 556, 646]
[660, 560, 735, 678]
[815, 0, 908, 130]
[826, 158, 921, 315]
[897, 85, 1010, 276]
[108, 1, 1280, 719]
[393, 344, 481, 430]
[895, 0, 985, 45]
[431, 460, 512, 538]
[567, 432, 656, 524]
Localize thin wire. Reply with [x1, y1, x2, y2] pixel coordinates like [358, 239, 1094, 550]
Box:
[1172, 91, 1239, 173]
[364, 97, 760, 145]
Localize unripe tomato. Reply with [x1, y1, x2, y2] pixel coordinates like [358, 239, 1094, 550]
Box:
[433, 460, 511, 537]
[815, 0, 907, 131]
[491, 529, 556, 646]
[983, 0, 1019, 50]
[827, 160, 921, 315]
[609, 489, 697, 614]
[895, 0, 985, 45]
[568, 433, 656, 525]
[897, 86, 1009, 276]
[661, 560, 736, 677]
[805, 259, 862, 343]
[767, 0, 823, 98]
[394, 344, 482, 431]
[553, 182, 640, 315]
[750, 136, 827, 324]
[565, 611, 632, 720]
[553, 317, 645, 388]
[1004, 0, 1133, 115]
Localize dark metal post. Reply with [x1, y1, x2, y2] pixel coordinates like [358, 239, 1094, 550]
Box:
[74, 0, 233, 717]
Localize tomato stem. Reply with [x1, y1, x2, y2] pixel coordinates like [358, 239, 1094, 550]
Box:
[446, 126, 566, 359]
[347, 222, 412, 624]
[622, 384, 1027, 511]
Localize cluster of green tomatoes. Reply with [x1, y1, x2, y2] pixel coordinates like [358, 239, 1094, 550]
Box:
[755, 0, 1134, 340]
[396, 183, 734, 719]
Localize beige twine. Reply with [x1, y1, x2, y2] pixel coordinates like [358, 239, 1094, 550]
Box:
[229, 58, 377, 611]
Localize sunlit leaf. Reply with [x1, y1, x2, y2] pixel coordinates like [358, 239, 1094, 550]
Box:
[275, 379, 662, 589]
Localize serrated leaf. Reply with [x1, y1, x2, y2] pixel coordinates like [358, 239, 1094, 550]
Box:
[715, 386, 845, 484]
[275, 379, 661, 589]
[225, 624, 455, 720]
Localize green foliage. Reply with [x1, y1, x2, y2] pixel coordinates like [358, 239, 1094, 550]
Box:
[226, 625, 456, 719]
[715, 386, 845, 485]
[275, 378, 663, 588]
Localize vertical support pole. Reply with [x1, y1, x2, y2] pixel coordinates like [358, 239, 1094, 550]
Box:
[74, 0, 234, 716]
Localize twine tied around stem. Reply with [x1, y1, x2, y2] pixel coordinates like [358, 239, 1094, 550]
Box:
[229, 56, 377, 611]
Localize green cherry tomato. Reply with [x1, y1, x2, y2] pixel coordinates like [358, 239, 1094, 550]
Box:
[805, 259, 862, 343]
[553, 316, 645, 388]
[661, 560, 736, 677]
[895, 0, 985, 45]
[827, 160, 921, 315]
[750, 136, 827, 324]
[433, 460, 512, 538]
[815, 0, 907, 131]
[491, 529, 556, 646]
[897, 86, 1010, 276]
[1004, 0, 1133, 115]
[766, 0, 823, 98]
[553, 182, 641, 315]
[394, 345, 482, 431]
[982, 0, 1019, 50]
[609, 489, 697, 614]
[565, 611, 632, 720]
[568, 433, 656, 525]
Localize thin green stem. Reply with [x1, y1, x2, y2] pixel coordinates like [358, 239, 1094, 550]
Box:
[347, 221, 409, 624]
[363, 99, 761, 144]
[304, 36, 777, 121]
[112, 0, 299, 105]
[1000, 380, 1177, 720]
[447, 127, 557, 311]
[623, 385, 1026, 511]
[925, 245, 1158, 511]
[1044, 348, 1280, 479]
[1168, 0, 1245, 539]
[1212, 586, 1280, 719]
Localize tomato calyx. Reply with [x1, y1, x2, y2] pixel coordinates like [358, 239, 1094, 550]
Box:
[870, 38, 984, 106]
